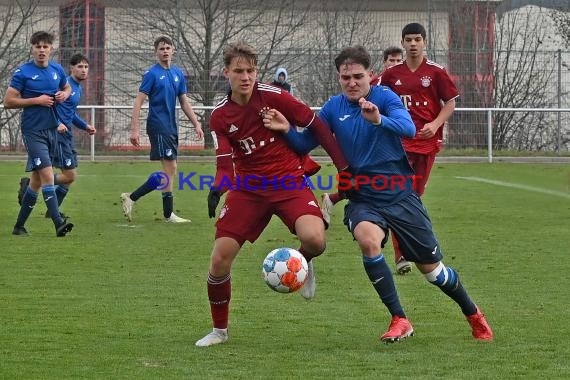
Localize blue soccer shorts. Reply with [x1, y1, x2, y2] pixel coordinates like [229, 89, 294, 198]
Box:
[23, 129, 58, 172]
[53, 134, 78, 170]
[343, 192, 443, 264]
[148, 132, 178, 161]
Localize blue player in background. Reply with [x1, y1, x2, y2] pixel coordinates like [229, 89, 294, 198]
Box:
[4, 30, 74, 237]
[262, 45, 493, 343]
[50, 53, 97, 215]
[121, 36, 204, 223]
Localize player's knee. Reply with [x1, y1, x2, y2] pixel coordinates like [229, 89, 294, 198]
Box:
[355, 235, 382, 256]
[210, 252, 233, 273]
[423, 262, 457, 287]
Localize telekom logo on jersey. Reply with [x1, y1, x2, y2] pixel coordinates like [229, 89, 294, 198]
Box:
[147, 171, 423, 192]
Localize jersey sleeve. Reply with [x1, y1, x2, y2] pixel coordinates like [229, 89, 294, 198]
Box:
[9, 68, 25, 93]
[283, 127, 319, 155]
[57, 65, 68, 90]
[376, 87, 415, 138]
[72, 113, 88, 130]
[437, 69, 459, 102]
[138, 70, 154, 94]
[177, 68, 188, 96]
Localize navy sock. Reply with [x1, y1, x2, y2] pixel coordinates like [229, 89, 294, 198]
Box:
[426, 264, 477, 316]
[55, 185, 69, 206]
[130, 180, 155, 202]
[162, 192, 173, 218]
[43, 185, 63, 225]
[363, 254, 406, 318]
[16, 188, 38, 227]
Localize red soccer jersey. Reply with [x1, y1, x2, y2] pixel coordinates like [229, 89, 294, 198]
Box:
[210, 82, 316, 188]
[380, 57, 459, 154]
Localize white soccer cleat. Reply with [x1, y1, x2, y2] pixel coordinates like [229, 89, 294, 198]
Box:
[299, 260, 316, 300]
[165, 212, 191, 223]
[195, 328, 228, 347]
[396, 258, 412, 275]
[120, 193, 134, 222]
[320, 193, 334, 225]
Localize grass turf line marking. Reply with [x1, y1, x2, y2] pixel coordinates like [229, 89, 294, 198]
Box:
[456, 176, 570, 199]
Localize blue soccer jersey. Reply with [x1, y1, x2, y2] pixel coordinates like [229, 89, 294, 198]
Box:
[139, 63, 188, 136]
[9, 60, 68, 134]
[55, 76, 88, 141]
[286, 85, 416, 205]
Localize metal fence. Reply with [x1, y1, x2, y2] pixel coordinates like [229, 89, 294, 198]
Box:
[1, 105, 568, 163]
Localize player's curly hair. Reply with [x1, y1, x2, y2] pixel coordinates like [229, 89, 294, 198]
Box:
[334, 45, 371, 71]
[223, 41, 257, 68]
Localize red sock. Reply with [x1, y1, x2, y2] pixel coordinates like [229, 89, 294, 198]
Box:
[207, 273, 231, 329]
[329, 192, 342, 204]
[392, 234, 404, 264]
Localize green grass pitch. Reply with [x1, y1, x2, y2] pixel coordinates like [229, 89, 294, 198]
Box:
[1, 160, 569, 379]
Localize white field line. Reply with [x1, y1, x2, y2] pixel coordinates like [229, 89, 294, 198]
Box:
[456, 176, 570, 199]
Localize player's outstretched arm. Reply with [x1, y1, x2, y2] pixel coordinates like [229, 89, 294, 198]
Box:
[263, 108, 318, 155]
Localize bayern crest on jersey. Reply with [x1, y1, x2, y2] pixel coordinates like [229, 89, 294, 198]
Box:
[421, 76, 431, 87]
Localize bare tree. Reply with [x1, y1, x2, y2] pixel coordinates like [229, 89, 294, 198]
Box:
[105, 0, 312, 148]
[493, 7, 558, 151]
[0, 0, 40, 150]
[296, 0, 390, 107]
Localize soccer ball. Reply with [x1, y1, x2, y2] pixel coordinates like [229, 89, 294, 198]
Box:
[262, 248, 308, 293]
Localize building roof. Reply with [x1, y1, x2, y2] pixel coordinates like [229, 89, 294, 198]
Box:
[496, 0, 570, 17]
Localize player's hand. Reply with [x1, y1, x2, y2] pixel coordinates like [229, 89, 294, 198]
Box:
[262, 108, 291, 133]
[130, 131, 140, 147]
[358, 97, 381, 125]
[86, 125, 96, 135]
[54, 91, 68, 103]
[207, 188, 222, 218]
[36, 94, 55, 107]
[194, 122, 204, 140]
[56, 123, 69, 134]
[418, 122, 438, 139]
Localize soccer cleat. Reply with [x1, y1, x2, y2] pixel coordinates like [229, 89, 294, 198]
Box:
[395, 257, 412, 275]
[466, 307, 493, 341]
[18, 177, 30, 206]
[120, 193, 134, 222]
[195, 329, 228, 347]
[12, 225, 29, 236]
[299, 260, 316, 300]
[56, 220, 74, 237]
[165, 212, 191, 223]
[320, 193, 334, 225]
[380, 316, 414, 343]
